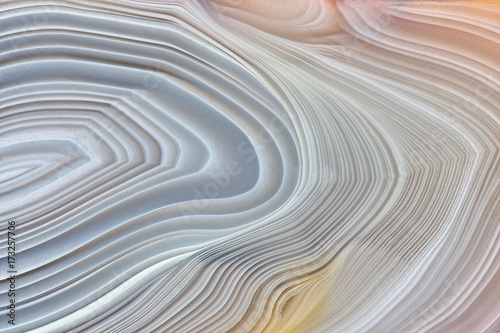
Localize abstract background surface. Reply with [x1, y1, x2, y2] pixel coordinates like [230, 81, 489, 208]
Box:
[1, 0, 500, 332]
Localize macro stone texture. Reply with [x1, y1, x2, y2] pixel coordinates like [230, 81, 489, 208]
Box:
[1, 1, 500, 332]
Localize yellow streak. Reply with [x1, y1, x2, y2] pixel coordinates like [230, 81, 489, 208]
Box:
[263, 257, 341, 333]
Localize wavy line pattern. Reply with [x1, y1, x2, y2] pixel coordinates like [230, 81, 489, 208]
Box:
[1, 1, 500, 332]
